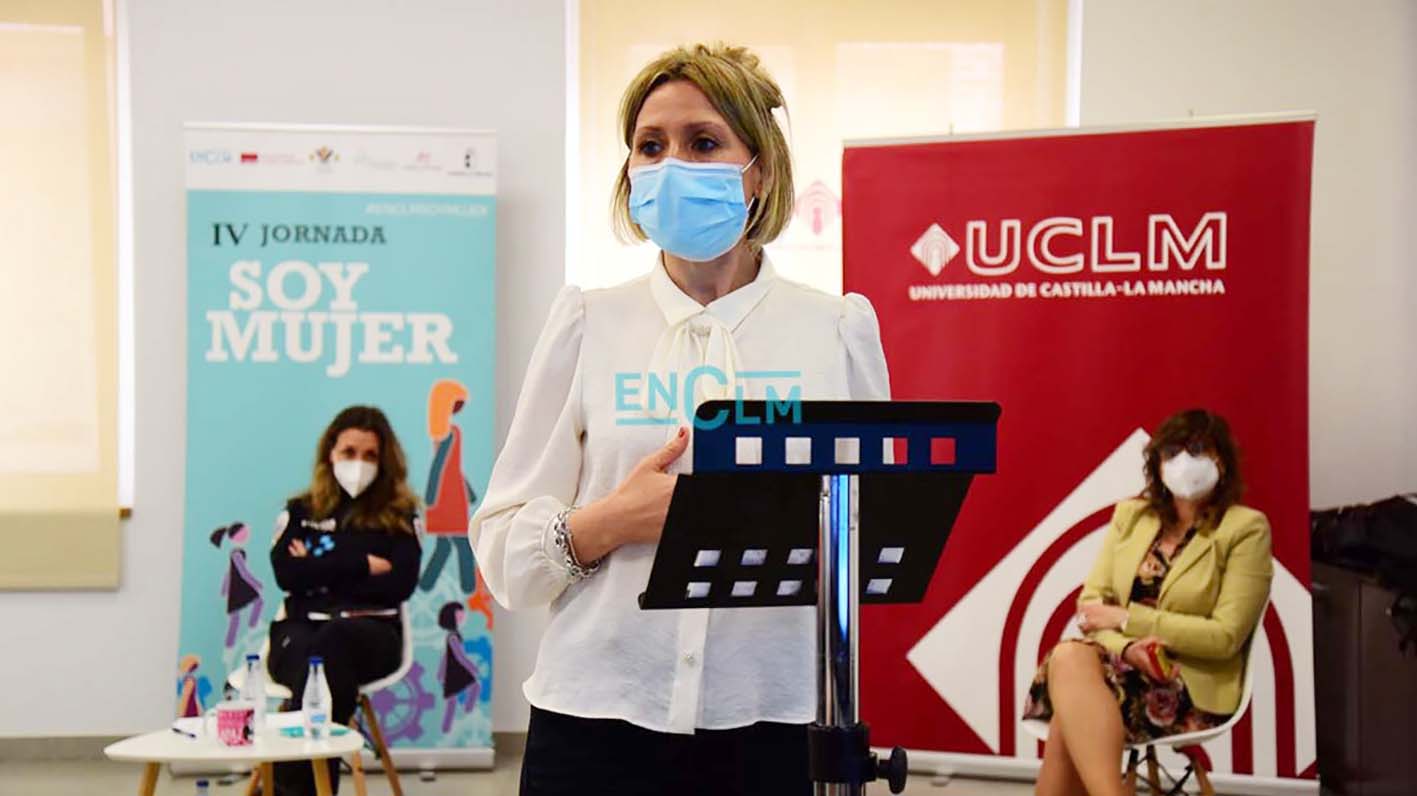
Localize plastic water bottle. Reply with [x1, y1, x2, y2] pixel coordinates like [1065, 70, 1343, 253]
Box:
[194, 779, 210, 796]
[239, 653, 267, 731]
[301, 656, 332, 741]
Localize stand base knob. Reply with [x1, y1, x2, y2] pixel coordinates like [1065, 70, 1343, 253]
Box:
[876, 746, 908, 794]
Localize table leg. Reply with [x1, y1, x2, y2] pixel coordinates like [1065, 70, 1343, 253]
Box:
[138, 762, 160, 796]
[312, 757, 334, 796]
[261, 762, 275, 796]
[351, 750, 369, 796]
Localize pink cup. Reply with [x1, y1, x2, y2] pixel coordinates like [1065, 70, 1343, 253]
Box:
[216, 701, 255, 746]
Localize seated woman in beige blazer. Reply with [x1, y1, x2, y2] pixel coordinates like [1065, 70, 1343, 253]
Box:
[1024, 409, 1273, 796]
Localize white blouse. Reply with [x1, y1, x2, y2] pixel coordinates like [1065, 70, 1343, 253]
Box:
[469, 255, 890, 735]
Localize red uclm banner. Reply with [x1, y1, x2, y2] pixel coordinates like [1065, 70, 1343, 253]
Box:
[843, 119, 1315, 783]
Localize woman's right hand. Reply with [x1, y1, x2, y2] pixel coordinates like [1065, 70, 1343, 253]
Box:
[367, 555, 392, 575]
[568, 427, 689, 563]
[1123, 635, 1168, 679]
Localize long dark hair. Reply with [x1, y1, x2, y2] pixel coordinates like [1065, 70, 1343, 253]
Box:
[295, 405, 419, 534]
[1141, 408, 1245, 528]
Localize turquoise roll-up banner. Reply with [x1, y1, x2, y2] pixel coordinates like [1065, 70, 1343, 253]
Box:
[178, 125, 497, 766]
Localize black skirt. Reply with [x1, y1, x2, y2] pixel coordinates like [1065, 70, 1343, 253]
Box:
[519, 706, 810, 796]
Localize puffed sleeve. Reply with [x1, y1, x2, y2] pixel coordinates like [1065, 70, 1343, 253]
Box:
[468, 286, 585, 611]
[840, 293, 891, 400]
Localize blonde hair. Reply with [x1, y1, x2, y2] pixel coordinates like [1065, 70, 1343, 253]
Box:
[612, 43, 794, 250]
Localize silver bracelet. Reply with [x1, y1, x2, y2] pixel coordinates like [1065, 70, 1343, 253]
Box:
[552, 507, 600, 581]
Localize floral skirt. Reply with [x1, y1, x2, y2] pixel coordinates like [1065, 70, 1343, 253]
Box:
[1021, 640, 1229, 744]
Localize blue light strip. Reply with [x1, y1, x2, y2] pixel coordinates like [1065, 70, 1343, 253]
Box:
[832, 474, 850, 639]
[694, 420, 998, 473]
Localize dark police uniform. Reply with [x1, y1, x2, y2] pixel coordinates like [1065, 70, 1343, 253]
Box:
[267, 496, 421, 796]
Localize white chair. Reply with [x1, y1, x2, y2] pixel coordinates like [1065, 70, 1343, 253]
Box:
[228, 604, 413, 796]
[1022, 633, 1259, 796]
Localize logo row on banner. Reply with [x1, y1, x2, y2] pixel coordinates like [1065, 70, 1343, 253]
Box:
[185, 124, 495, 194]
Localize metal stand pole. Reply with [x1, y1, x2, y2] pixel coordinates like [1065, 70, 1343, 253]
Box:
[812, 474, 908, 796]
[816, 474, 861, 795]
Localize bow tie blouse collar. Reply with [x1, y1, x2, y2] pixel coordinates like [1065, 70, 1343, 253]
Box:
[643, 254, 777, 420]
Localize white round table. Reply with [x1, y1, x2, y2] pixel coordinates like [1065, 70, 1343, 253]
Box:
[104, 711, 365, 796]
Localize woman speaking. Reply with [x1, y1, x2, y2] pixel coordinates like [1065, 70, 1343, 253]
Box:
[1025, 409, 1273, 796]
[470, 43, 889, 796]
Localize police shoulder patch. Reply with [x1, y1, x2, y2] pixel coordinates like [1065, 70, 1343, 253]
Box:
[271, 509, 290, 546]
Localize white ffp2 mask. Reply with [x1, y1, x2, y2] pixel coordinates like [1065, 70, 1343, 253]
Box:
[333, 460, 378, 498]
[1160, 451, 1219, 500]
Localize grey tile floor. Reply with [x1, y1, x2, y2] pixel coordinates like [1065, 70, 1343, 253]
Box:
[0, 757, 1038, 796]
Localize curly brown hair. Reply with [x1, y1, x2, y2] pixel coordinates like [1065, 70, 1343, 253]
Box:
[1141, 408, 1245, 529]
[295, 405, 419, 534]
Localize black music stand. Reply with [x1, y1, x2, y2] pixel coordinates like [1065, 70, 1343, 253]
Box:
[641, 400, 1001, 796]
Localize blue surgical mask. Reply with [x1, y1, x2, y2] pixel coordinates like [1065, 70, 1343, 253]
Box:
[628, 156, 758, 262]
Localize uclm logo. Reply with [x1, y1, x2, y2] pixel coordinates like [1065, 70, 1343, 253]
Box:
[910, 213, 1227, 277]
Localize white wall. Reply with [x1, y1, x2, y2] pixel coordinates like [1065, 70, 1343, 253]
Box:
[1080, 0, 1417, 509]
[0, 0, 564, 737]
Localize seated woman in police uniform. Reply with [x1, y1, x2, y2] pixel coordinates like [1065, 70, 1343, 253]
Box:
[1024, 409, 1273, 796]
[268, 405, 421, 796]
